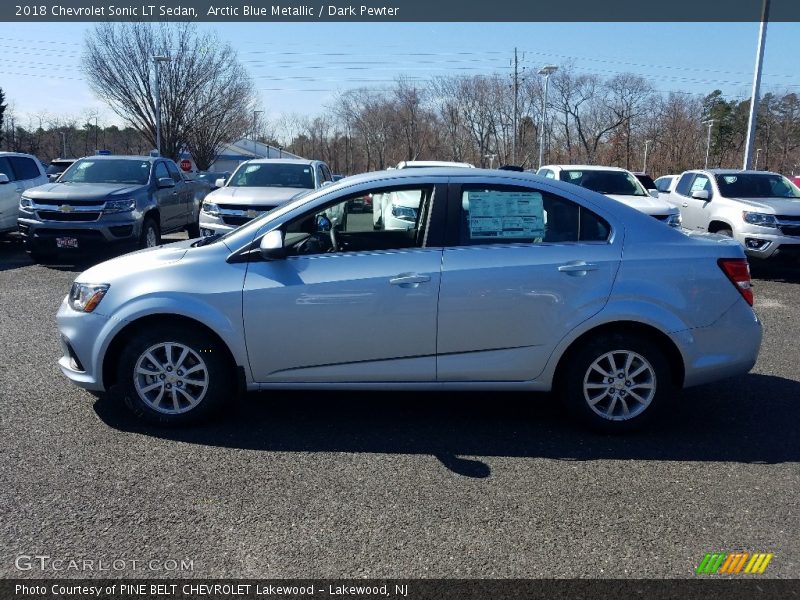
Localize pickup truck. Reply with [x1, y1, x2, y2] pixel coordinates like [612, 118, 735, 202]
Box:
[18, 155, 210, 261]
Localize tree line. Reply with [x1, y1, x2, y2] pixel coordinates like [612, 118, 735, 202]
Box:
[1, 22, 799, 179]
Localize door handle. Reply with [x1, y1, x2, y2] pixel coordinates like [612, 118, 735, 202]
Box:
[558, 261, 599, 275]
[389, 273, 431, 287]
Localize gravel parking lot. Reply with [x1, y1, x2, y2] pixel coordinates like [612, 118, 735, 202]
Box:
[0, 232, 797, 579]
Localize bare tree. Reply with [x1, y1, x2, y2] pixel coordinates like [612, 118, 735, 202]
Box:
[83, 23, 255, 162]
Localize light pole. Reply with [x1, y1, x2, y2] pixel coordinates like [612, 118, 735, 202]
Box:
[60, 131, 66, 158]
[484, 153, 497, 169]
[755, 148, 762, 170]
[537, 64, 558, 170]
[252, 110, 263, 157]
[153, 56, 170, 156]
[703, 119, 715, 169]
[743, 0, 770, 170]
[643, 140, 652, 173]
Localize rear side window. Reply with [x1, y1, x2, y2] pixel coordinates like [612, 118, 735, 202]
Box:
[9, 156, 41, 181]
[538, 169, 555, 179]
[655, 177, 673, 192]
[458, 185, 610, 246]
[321, 164, 332, 182]
[675, 173, 695, 196]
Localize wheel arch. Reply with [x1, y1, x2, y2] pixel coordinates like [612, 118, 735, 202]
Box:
[102, 313, 239, 390]
[552, 320, 686, 392]
[707, 219, 734, 234]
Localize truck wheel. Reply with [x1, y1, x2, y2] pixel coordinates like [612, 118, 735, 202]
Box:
[115, 325, 233, 425]
[139, 217, 160, 249]
[560, 333, 674, 433]
[716, 228, 733, 238]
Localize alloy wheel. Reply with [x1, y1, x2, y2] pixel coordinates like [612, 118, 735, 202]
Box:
[133, 342, 209, 414]
[582, 350, 657, 421]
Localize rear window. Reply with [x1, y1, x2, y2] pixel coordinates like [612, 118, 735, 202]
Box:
[9, 156, 41, 181]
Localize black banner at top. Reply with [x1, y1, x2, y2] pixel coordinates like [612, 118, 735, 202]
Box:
[1, 0, 799, 22]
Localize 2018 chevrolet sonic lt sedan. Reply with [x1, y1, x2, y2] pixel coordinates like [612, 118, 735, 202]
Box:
[57, 168, 762, 432]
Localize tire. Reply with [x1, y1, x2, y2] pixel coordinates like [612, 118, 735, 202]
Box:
[115, 325, 233, 425]
[560, 333, 674, 433]
[716, 228, 733, 238]
[139, 217, 161, 249]
[186, 209, 201, 238]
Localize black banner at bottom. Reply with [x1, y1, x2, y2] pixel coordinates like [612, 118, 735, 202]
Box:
[3, 579, 800, 600]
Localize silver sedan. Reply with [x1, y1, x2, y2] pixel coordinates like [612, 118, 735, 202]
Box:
[56, 168, 762, 432]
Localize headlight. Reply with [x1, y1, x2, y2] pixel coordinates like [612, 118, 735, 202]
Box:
[742, 212, 777, 228]
[665, 213, 682, 228]
[19, 196, 33, 210]
[202, 202, 220, 217]
[103, 198, 136, 214]
[390, 204, 417, 222]
[69, 283, 110, 313]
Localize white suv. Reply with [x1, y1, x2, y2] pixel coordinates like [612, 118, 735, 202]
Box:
[0, 152, 47, 235]
[662, 169, 800, 262]
[537, 164, 682, 227]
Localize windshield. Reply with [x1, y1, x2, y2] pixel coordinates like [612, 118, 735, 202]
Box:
[47, 162, 73, 175]
[227, 163, 315, 189]
[715, 173, 800, 199]
[197, 172, 226, 184]
[561, 169, 647, 196]
[60, 159, 151, 185]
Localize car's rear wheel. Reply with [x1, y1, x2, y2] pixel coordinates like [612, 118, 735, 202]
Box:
[116, 326, 232, 425]
[139, 217, 160, 249]
[560, 333, 674, 432]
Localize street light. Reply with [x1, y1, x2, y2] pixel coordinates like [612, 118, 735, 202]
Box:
[537, 64, 558, 170]
[643, 140, 652, 174]
[703, 119, 715, 169]
[153, 56, 170, 156]
[755, 148, 762, 170]
[484, 153, 497, 169]
[252, 110, 263, 157]
[743, 0, 770, 170]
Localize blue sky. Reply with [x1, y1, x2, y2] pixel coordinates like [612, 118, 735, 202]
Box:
[1, 21, 798, 128]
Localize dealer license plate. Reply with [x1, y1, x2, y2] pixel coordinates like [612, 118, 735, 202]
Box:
[56, 237, 79, 249]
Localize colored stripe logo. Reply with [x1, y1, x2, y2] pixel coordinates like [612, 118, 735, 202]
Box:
[696, 552, 773, 574]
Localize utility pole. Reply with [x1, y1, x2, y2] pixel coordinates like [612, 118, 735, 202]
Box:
[755, 148, 762, 170]
[511, 48, 520, 166]
[61, 131, 66, 157]
[153, 56, 170, 156]
[743, 0, 770, 170]
[484, 153, 497, 169]
[94, 115, 98, 153]
[643, 140, 651, 173]
[703, 119, 715, 169]
[253, 110, 263, 157]
[537, 65, 558, 170]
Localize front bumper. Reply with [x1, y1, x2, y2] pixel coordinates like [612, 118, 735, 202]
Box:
[672, 298, 762, 389]
[57, 296, 110, 392]
[733, 226, 800, 260]
[18, 213, 140, 252]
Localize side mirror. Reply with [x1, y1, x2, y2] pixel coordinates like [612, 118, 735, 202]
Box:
[691, 190, 710, 201]
[158, 177, 176, 189]
[316, 214, 332, 232]
[259, 229, 286, 260]
[0, 173, 10, 184]
[48, 174, 60, 183]
[649, 189, 659, 198]
[215, 178, 226, 188]
[321, 181, 333, 188]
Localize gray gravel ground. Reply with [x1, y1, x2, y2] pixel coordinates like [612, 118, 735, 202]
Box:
[0, 233, 797, 579]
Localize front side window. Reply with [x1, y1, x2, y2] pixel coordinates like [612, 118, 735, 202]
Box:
[166, 161, 183, 182]
[458, 185, 610, 246]
[228, 163, 314, 189]
[154, 162, 170, 181]
[0, 157, 15, 181]
[283, 186, 434, 256]
[60, 159, 151, 185]
[9, 157, 41, 181]
[690, 175, 712, 196]
[675, 173, 695, 196]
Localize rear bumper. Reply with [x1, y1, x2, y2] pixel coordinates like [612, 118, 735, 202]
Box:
[672, 298, 762, 388]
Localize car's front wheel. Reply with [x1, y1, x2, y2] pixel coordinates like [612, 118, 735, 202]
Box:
[139, 217, 161, 249]
[116, 326, 233, 425]
[560, 333, 674, 432]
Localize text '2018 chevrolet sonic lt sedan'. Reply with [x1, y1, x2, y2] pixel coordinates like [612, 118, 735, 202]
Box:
[57, 168, 762, 432]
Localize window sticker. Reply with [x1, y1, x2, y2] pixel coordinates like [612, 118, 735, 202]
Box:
[691, 177, 709, 192]
[467, 191, 545, 239]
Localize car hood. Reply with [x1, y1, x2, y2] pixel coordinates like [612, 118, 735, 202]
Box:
[729, 197, 800, 214]
[76, 239, 194, 284]
[207, 186, 310, 206]
[23, 182, 145, 201]
[605, 194, 677, 215]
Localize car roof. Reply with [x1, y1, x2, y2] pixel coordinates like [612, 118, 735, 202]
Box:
[245, 158, 319, 165]
[73, 155, 160, 162]
[703, 168, 782, 176]
[397, 160, 475, 169]
[0, 151, 39, 158]
[541, 164, 630, 172]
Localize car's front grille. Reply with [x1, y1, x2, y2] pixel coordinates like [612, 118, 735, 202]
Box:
[221, 215, 251, 226]
[217, 205, 274, 227]
[775, 215, 800, 237]
[221, 204, 276, 212]
[37, 211, 101, 222]
[652, 214, 670, 221]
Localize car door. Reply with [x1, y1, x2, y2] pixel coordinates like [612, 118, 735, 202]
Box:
[679, 173, 714, 231]
[0, 157, 20, 232]
[437, 180, 621, 382]
[152, 161, 182, 231]
[242, 181, 447, 383]
[166, 160, 192, 223]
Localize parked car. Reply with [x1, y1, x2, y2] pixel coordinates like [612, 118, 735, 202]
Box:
[0, 151, 48, 235]
[18, 155, 210, 261]
[46, 158, 77, 182]
[632, 172, 657, 192]
[537, 165, 682, 227]
[662, 169, 800, 262]
[373, 160, 474, 229]
[57, 167, 761, 432]
[200, 158, 333, 236]
[194, 171, 231, 191]
[790, 175, 800, 188]
[654, 174, 679, 194]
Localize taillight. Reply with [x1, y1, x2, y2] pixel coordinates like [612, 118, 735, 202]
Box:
[717, 258, 753, 306]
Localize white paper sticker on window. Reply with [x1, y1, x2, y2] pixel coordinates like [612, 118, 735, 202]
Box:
[467, 191, 545, 239]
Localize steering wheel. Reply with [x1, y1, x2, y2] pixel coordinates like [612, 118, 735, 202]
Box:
[329, 226, 339, 252]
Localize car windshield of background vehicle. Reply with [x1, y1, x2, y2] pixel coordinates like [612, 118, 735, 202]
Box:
[59, 159, 151, 185]
[562, 170, 648, 196]
[228, 163, 315, 189]
[715, 173, 800, 199]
